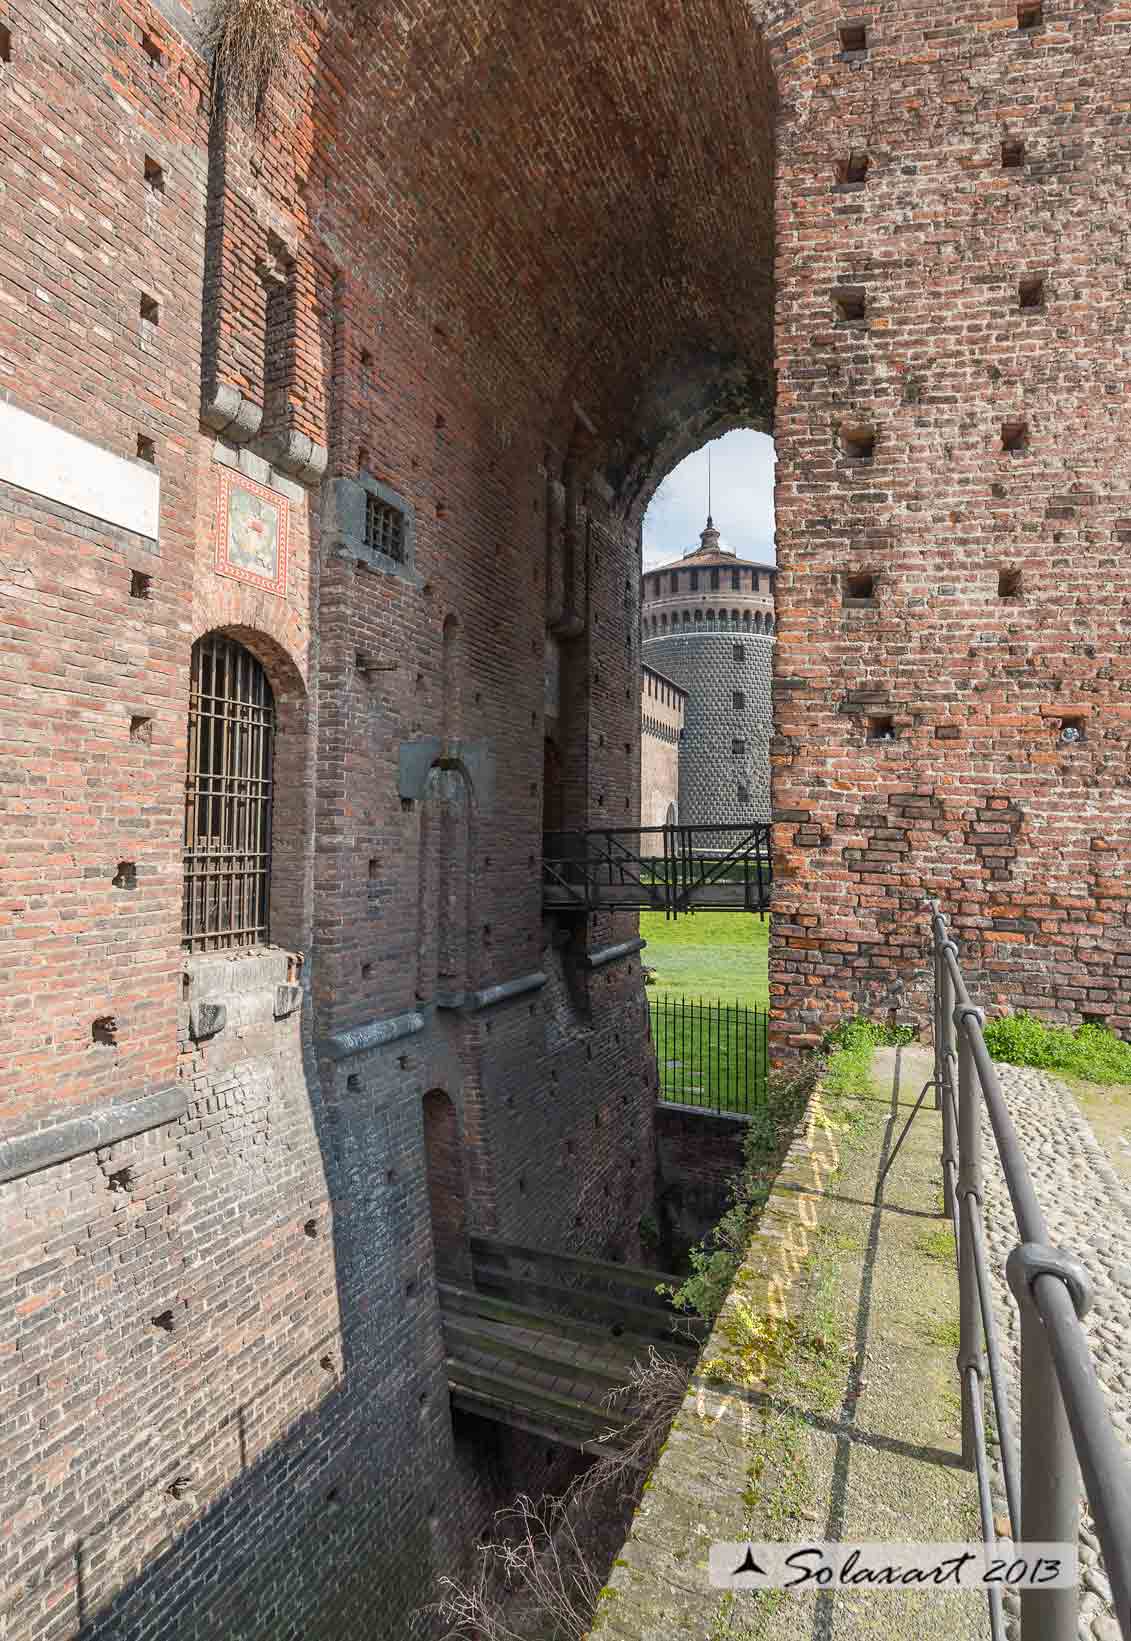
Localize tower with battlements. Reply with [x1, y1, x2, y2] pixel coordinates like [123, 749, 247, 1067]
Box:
[641, 517, 776, 824]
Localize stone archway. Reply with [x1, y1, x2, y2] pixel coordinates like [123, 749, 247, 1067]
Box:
[422, 1089, 470, 1282]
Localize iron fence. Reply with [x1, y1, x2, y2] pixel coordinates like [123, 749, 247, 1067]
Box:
[899, 902, 1131, 1641]
[649, 995, 768, 1114]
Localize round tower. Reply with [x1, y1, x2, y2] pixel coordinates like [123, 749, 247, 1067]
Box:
[641, 516, 776, 825]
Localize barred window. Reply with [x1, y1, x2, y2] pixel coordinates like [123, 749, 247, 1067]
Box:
[183, 634, 275, 952]
[364, 493, 406, 561]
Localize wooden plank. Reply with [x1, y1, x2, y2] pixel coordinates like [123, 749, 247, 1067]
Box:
[470, 1268, 705, 1344]
[442, 1315, 632, 1391]
[438, 1283, 701, 1361]
[448, 1391, 625, 1458]
[445, 1357, 630, 1432]
[468, 1234, 684, 1296]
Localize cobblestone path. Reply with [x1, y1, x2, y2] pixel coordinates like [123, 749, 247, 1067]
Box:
[981, 1065, 1131, 1641]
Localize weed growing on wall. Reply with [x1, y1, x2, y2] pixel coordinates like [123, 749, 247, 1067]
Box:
[661, 1060, 821, 1321]
[206, 0, 294, 121]
[821, 1017, 915, 1097]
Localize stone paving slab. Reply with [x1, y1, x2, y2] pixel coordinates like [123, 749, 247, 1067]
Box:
[590, 1050, 987, 1641]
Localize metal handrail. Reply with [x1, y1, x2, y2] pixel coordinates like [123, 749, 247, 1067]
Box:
[925, 900, 1131, 1641]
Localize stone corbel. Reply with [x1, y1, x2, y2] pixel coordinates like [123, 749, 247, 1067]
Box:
[258, 427, 328, 485]
[201, 381, 262, 445]
[189, 1000, 228, 1041]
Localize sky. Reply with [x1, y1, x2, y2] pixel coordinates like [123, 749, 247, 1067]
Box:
[642, 428, 776, 570]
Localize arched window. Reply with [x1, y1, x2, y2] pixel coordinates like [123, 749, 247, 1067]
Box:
[183, 633, 275, 951]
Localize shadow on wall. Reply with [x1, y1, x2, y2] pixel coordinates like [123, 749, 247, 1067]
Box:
[13, 638, 479, 1641]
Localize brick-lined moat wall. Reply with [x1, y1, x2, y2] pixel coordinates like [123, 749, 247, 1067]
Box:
[2, 0, 1130, 1635]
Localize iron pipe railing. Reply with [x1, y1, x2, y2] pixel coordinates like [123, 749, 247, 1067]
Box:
[925, 900, 1131, 1641]
[542, 822, 771, 918]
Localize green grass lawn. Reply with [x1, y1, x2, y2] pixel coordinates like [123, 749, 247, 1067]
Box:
[638, 909, 769, 1008]
[640, 911, 770, 1112]
[648, 993, 768, 1111]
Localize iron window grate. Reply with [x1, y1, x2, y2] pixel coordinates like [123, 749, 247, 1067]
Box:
[183, 634, 275, 952]
[364, 493, 406, 561]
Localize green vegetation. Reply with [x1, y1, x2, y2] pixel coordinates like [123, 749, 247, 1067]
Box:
[822, 1017, 916, 1098]
[639, 910, 769, 1008]
[660, 1063, 820, 1322]
[916, 1224, 956, 1266]
[649, 996, 767, 1112]
[660, 1016, 915, 1320]
[983, 1011, 1131, 1086]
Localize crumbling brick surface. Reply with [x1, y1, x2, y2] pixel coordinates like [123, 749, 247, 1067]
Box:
[1, 0, 1129, 1635]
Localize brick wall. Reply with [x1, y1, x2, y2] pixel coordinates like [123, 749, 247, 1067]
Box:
[2, 0, 1130, 1634]
[764, 0, 1131, 1049]
[655, 1103, 749, 1265]
[640, 663, 685, 826]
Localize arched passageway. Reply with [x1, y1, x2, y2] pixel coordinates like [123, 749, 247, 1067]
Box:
[422, 1090, 470, 1282]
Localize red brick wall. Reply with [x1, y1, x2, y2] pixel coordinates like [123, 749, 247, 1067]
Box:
[2, 0, 1130, 1635]
[765, 0, 1131, 1048]
[641, 666, 685, 827]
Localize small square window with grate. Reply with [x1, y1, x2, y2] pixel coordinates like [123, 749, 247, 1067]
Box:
[364, 494, 406, 562]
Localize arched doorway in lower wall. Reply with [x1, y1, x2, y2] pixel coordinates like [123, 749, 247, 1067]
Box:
[423, 1088, 471, 1282]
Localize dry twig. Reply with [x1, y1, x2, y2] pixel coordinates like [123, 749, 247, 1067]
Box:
[206, 0, 294, 121]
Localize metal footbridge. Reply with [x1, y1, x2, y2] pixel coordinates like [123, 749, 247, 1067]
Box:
[542, 823, 771, 918]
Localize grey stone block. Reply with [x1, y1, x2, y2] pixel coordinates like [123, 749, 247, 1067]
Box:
[0, 1085, 188, 1183]
[189, 1000, 228, 1040]
[324, 473, 420, 581]
[273, 983, 303, 1019]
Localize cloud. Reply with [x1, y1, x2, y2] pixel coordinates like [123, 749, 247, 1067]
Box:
[642, 429, 776, 570]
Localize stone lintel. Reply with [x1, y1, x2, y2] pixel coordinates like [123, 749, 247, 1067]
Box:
[0, 1085, 187, 1185]
[585, 937, 647, 969]
[466, 971, 548, 1011]
[320, 1010, 425, 1061]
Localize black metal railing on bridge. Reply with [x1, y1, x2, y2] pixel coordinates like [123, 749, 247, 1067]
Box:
[880, 902, 1131, 1641]
[650, 996, 768, 1115]
[543, 823, 771, 918]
